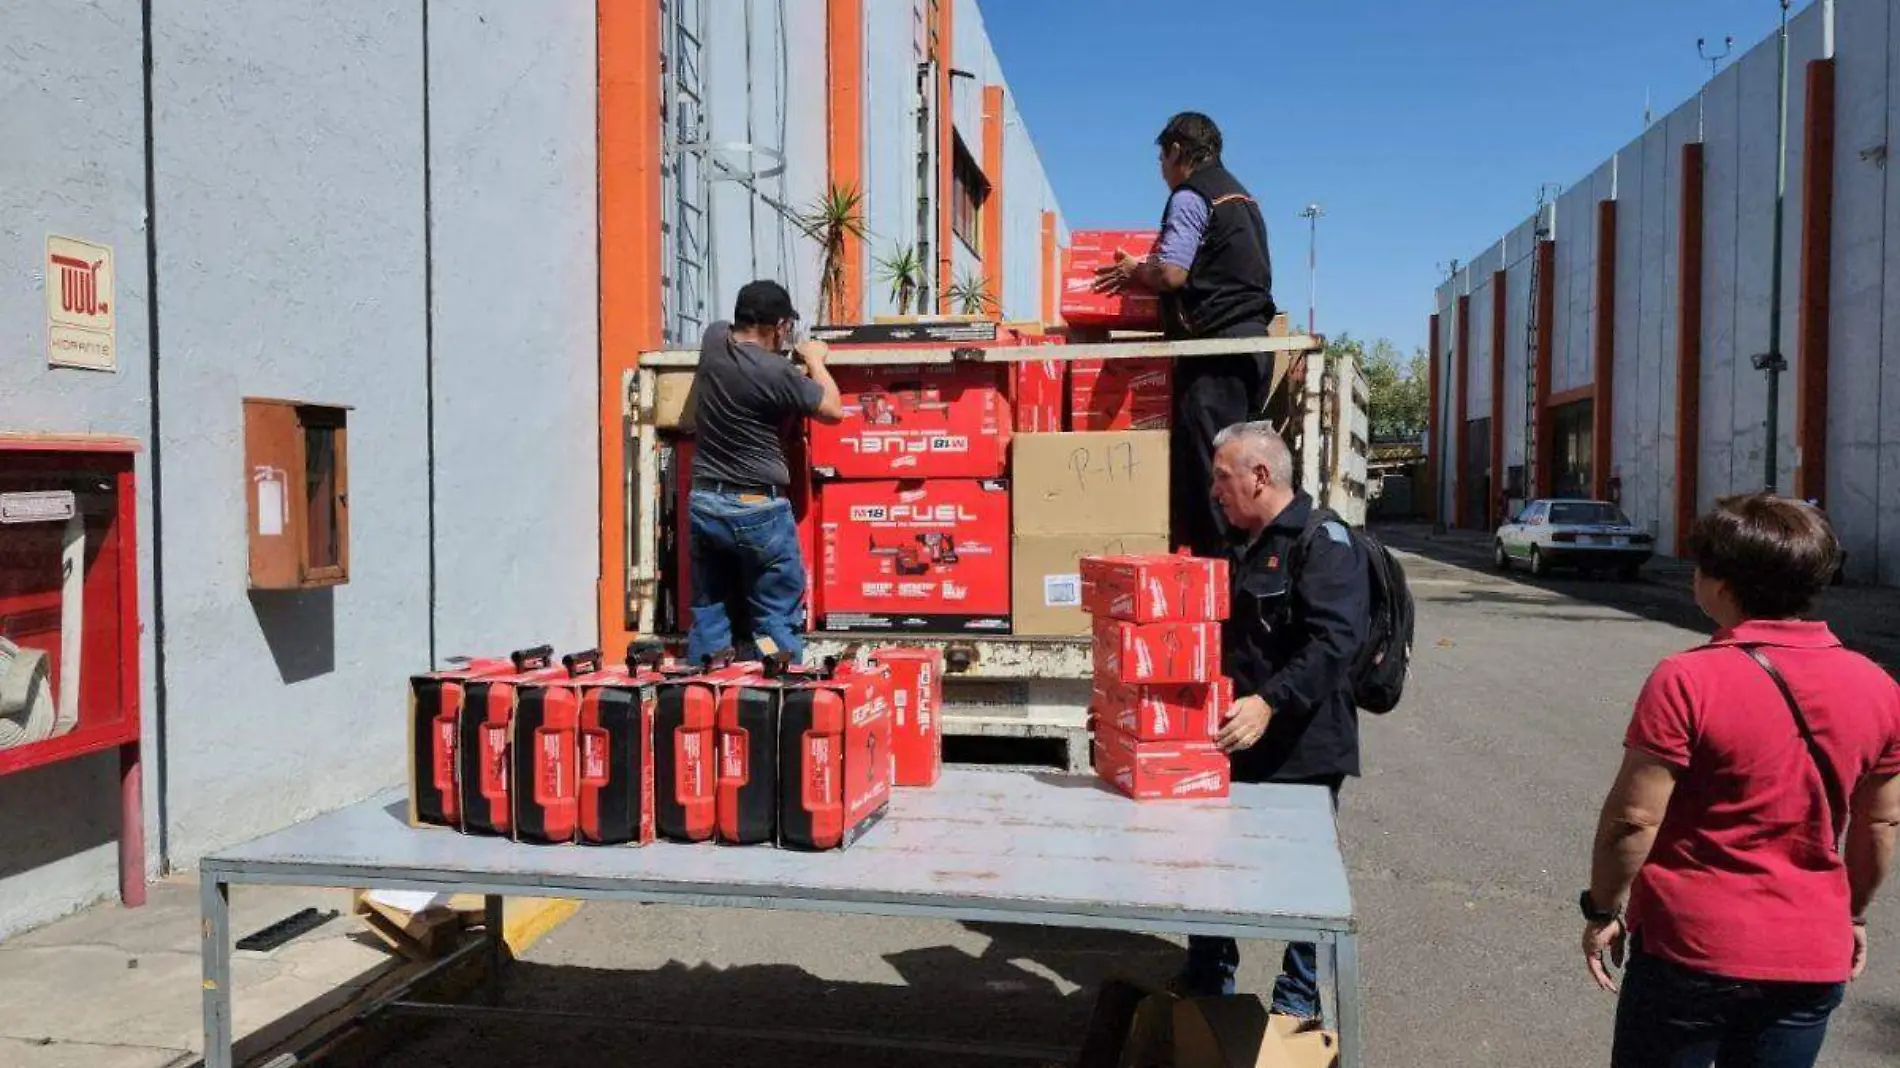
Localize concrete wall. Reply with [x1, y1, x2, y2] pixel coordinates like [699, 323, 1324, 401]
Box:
[862, 0, 929, 317]
[0, 0, 600, 937]
[0, 0, 160, 937]
[1431, 2, 1900, 582]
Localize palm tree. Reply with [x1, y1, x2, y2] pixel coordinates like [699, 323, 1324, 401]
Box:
[876, 245, 924, 316]
[946, 271, 997, 317]
[795, 184, 868, 324]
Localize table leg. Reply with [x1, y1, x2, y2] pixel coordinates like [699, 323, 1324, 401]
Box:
[484, 894, 506, 1004]
[1316, 936, 1338, 1033]
[200, 874, 232, 1068]
[1334, 932, 1364, 1068]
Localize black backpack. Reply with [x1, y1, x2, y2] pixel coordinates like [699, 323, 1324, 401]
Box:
[1294, 509, 1415, 715]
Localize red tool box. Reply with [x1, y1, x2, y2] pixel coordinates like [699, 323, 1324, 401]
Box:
[653, 658, 761, 842]
[570, 644, 680, 846]
[1060, 230, 1163, 331]
[807, 364, 1012, 479]
[778, 658, 895, 850]
[407, 651, 527, 829]
[872, 646, 945, 787]
[510, 650, 612, 844]
[1069, 358, 1173, 431]
[1092, 722, 1231, 801]
[1093, 676, 1234, 743]
[1081, 554, 1230, 624]
[816, 479, 1011, 634]
[1092, 618, 1222, 685]
[456, 647, 571, 837]
[717, 655, 826, 845]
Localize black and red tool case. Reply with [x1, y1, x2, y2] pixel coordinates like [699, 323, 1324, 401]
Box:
[456, 646, 569, 837]
[777, 658, 895, 851]
[654, 655, 761, 842]
[407, 649, 532, 829]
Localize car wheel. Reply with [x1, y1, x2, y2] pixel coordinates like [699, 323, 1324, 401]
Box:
[1529, 547, 1549, 578]
[1493, 542, 1510, 571]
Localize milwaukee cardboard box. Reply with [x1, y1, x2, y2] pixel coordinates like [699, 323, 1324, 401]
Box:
[1061, 230, 1163, 331]
[1093, 722, 1231, 801]
[1012, 431, 1169, 538]
[1081, 554, 1231, 624]
[808, 363, 1012, 479]
[456, 649, 573, 837]
[408, 651, 530, 829]
[779, 661, 895, 850]
[873, 646, 946, 787]
[1094, 677, 1234, 742]
[1093, 618, 1222, 685]
[1012, 354, 1067, 434]
[817, 478, 1011, 633]
[1012, 534, 1170, 637]
[1070, 358, 1173, 431]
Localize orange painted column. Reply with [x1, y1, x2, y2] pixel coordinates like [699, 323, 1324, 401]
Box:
[826, 0, 865, 322]
[1040, 211, 1057, 325]
[1796, 58, 1835, 503]
[1454, 294, 1471, 528]
[1593, 201, 1617, 502]
[597, 0, 664, 651]
[1489, 271, 1507, 528]
[935, 0, 954, 313]
[1427, 313, 1441, 525]
[1533, 240, 1556, 499]
[1675, 143, 1706, 554]
[981, 85, 1005, 314]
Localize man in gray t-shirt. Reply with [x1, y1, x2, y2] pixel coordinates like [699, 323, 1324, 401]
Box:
[683, 280, 842, 663]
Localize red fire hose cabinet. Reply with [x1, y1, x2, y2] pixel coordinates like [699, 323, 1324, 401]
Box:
[0, 435, 145, 906]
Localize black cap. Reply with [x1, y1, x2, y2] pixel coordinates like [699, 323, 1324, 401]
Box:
[733, 280, 800, 328]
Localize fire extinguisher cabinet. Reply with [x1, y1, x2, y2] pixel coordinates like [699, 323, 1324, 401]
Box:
[0, 435, 145, 906]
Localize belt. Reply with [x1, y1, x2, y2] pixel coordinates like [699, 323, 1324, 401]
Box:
[692, 478, 781, 499]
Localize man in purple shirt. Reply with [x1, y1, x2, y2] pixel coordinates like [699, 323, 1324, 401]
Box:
[1094, 112, 1278, 558]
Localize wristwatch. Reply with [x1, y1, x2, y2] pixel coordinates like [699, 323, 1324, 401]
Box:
[1579, 890, 1618, 924]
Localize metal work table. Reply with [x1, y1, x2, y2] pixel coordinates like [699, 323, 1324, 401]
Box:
[200, 769, 1361, 1066]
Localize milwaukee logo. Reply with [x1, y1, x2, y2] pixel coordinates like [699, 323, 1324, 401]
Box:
[720, 734, 744, 779]
[849, 503, 980, 523]
[582, 734, 606, 781]
[851, 696, 887, 726]
[1146, 576, 1168, 617]
[682, 733, 704, 794]
[842, 435, 970, 454]
[1172, 770, 1225, 796]
[541, 733, 567, 799]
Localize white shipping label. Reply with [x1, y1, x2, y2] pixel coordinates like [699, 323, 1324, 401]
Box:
[1044, 574, 1081, 608]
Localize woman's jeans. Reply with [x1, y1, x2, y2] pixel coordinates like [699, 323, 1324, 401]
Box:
[1611, 948, 1845, 1068]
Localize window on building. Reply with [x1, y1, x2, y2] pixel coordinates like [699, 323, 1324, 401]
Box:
[951, 135, 988, 254]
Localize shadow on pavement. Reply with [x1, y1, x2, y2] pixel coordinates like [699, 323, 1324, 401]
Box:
[352, 923, 1186, 1067]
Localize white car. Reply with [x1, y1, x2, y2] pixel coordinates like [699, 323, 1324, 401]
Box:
[1494, 499, 1655, 579]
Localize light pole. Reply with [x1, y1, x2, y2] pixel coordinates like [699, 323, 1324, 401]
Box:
[1754, 0, 1791, 491]
[1299, 203, 1324, 336]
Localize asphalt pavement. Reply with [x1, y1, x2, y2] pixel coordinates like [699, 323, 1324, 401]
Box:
[361, 529, 1900, 1067]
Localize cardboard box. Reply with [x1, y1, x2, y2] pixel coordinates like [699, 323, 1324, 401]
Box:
[1093, 618, 1222, 684]
[1081, 553, 1230, 623]
[812, 320, 999, 344]
[653, 370, 697, 431]
[779, 661, 895, 850]
[1093, 723, 1230, 801]
[1173, 996, 1342, 1068]
[1070, 358, 1173, 431]
[1094, 676, 1233, 742]
[818, 478, 1011, 633]
[1011, 431, 1170, 538]
[808, 363, 1012, 479]
[1061, 230, 1163, 331]
[1012, 533, 1171, 637]
[1010, 337, 1068, 433]
[874, 646, 946, 787]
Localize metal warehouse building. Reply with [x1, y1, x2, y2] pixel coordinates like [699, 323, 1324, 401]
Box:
[1427, 0, 1900, 587]
[1, 0, 1063, 936]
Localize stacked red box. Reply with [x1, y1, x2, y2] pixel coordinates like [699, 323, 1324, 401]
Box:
[808, 363, 1012, 480]
[873, 646, 945, 787]
[1007, 333, 1067, 433]
[1060, 230, 1163, 331]
[816, 478, 1010, 633]
[1082, 552, 1232, 801]
[1069, 358, 1173, 431]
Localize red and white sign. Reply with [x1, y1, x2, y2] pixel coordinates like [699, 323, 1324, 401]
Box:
[45, 235, 115, 372]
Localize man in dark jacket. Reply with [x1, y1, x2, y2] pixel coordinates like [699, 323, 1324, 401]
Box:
[1093, 112, 1278, 558]
[1179, 421, 1368, 1018]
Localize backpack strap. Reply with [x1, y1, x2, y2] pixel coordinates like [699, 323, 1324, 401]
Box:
[1290, 506, 1347, 583]
[1734, 643, 1849, 854]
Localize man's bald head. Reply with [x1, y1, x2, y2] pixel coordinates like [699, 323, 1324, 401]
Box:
[1210, 421, 1297, 535]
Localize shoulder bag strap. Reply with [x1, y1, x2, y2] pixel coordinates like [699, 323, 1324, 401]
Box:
[1736, 644, 1848, 853]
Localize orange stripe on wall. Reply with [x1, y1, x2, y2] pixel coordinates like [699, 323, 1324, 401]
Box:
[1489, 271, 1507, 528]
[981, 85, 1005, 314]
[1533, 239, 1556, 498]
[935, 0, 954, 313]
[1040, 210, 1056, 325]
[1796, 58, 1835, 503]
[1454, 294, 1471, 528]
[1427, 312, 1441, 525]
[826, 0, 865, 322]
[1593, 200, 1617, 502]
[1675, 143, 1705, 555]
[597, 0, 663, 652]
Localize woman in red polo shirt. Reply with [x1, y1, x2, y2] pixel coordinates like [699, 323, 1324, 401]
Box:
[1581, 493, 1900, 1068]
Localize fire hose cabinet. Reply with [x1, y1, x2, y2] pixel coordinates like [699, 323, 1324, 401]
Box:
[244, 398, 350, 590]
[0, 435, 145, 905]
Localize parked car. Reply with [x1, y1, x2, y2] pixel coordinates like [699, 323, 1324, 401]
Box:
[1494, 499, 1655, 579]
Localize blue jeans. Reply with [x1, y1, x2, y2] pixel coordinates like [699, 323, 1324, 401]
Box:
[1611, 948, 1844, 1068]
[685, 491, 806, 664]
[1180, 776, 1342, 1017]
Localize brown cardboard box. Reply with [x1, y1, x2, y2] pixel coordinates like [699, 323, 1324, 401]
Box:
[1172, 996, 1340, 1068]
[1011, 532, 1169, 636]
[1011, 431, 1170, 537]
[653, 370, 697, 431]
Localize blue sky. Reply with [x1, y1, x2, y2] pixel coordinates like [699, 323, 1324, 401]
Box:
[981, 0, 1804, 355]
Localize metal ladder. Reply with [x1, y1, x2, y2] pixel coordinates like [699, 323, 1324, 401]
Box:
[1523, 190, 1555, 500]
